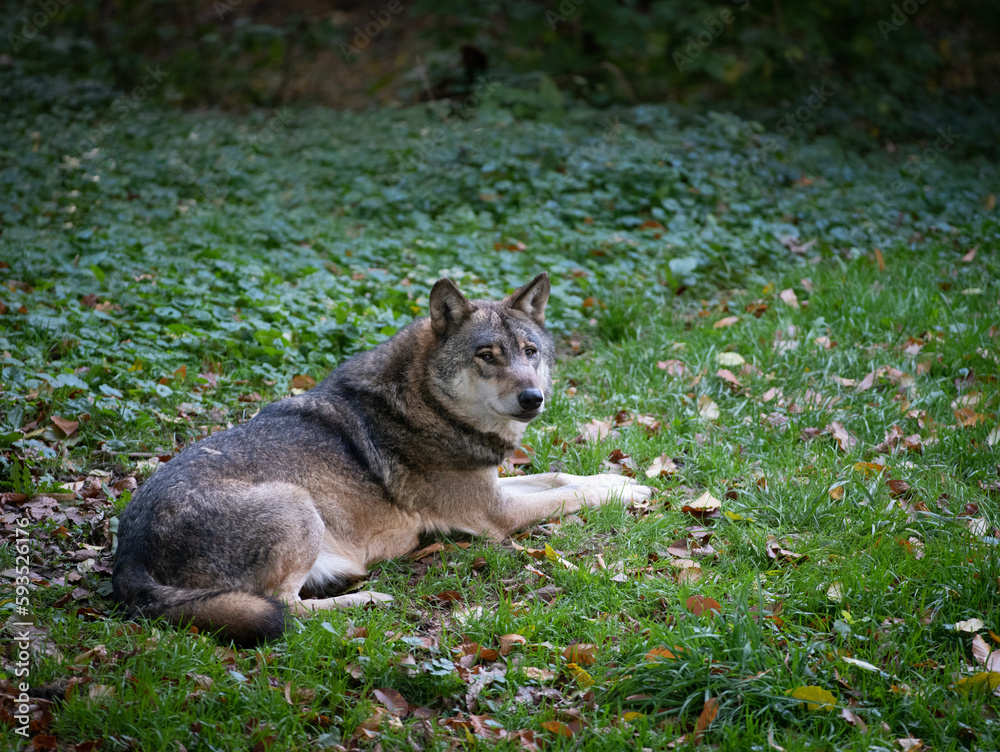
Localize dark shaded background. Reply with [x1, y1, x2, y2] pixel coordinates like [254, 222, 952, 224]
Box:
[2, 0, 999, 148]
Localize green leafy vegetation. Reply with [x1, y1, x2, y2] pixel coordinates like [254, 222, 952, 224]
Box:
[2, 64, 999, 750]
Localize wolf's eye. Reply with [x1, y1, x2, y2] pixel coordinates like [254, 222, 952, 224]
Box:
[524, 346, 537, 358]
[477, 351, 495, 364]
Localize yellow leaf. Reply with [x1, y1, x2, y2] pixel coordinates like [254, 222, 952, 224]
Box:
[544, 544, 578, 570]
[622, 712, 645, 722]
[716, 352, 745, 367]
[565, 662, 595, 688]
[853, 461, 888, 476]
[955, 672, 1000, 693]
[786, 685, 836, 711]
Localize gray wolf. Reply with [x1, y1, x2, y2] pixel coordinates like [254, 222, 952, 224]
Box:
[112, 273, 654, 645]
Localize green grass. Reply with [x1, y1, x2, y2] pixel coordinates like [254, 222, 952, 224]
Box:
[2, 73, 999, 750]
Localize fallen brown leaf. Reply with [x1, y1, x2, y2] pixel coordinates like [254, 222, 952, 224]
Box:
[681, 491, 722, 518]
[540, 720, 575, 738]
[575, 418, 616, 442]
[657, 359, 687, 377]
[697, 395, 720, 420]
[646, 454, 679, 479]
[779, 289, 800, 309]
[693, 697, 719, 743]
[499, 633, 527, 656]
[840, 708, 868, 733]
[51, 415, 79, 437]
[716, 368, 743, 388]
[685, 595, 722, 617]
[562, 643, 597, 666]
[954, 407, 985, 427]
[645, 646, 678, 661]
[826, 421, 857, 453]
[372, 687, 410, 717]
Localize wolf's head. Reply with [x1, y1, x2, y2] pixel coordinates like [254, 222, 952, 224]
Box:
[426, 273, 554, 445]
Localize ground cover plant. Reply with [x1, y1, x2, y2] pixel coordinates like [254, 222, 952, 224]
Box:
[2, 72, 999, 750]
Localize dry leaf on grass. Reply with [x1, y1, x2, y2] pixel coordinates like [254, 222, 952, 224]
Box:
[972, 634, 1000, 671]
[51, 415, 79, 437]
[685, 595, 722, 617]
[562, 643, 597, 666]
[825, 421, 857, 453]
[954, 407, 986, 427]
[645, 646, 679, 661]
[765, 536, 808, 564]
[697, 395, 720, 420]
[646, 454, 680, 478]
[575, 418, 616, 442]
[682, 491, 721, 518]
[716, 368, 743, 388]
[779, 288, 800, 309]
[499, 634, 526, 656]
[954, 618, 986, 633]
[840, 708, 868, 733]
[693, 696, 719, 742]
[603, 449, 638, 477]
[786, 685, 836, 712]
[657, 359, 687, 376]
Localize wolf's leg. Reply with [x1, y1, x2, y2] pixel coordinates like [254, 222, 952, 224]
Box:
[491, 472, 654, 534]
[290, 591, 395, 614]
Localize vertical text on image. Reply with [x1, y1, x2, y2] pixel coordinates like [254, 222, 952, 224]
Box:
[11, 516, 34, 738]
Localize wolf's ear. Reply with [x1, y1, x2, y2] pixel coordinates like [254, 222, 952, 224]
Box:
[506, 273, 550, 326]
[429, 278, 474, 337]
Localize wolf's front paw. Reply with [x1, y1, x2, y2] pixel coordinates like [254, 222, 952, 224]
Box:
[573, 474, 655, 506]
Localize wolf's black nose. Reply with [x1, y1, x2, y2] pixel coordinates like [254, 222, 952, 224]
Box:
[518, 389, 544, 411]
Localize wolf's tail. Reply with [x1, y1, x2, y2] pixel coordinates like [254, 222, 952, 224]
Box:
[112, 562, 288, 647]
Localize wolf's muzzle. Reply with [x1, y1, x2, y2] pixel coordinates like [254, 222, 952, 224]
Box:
[517, 388, 544, 411]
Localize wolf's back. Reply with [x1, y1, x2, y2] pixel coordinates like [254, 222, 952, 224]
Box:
[112, 560, 287, 646]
